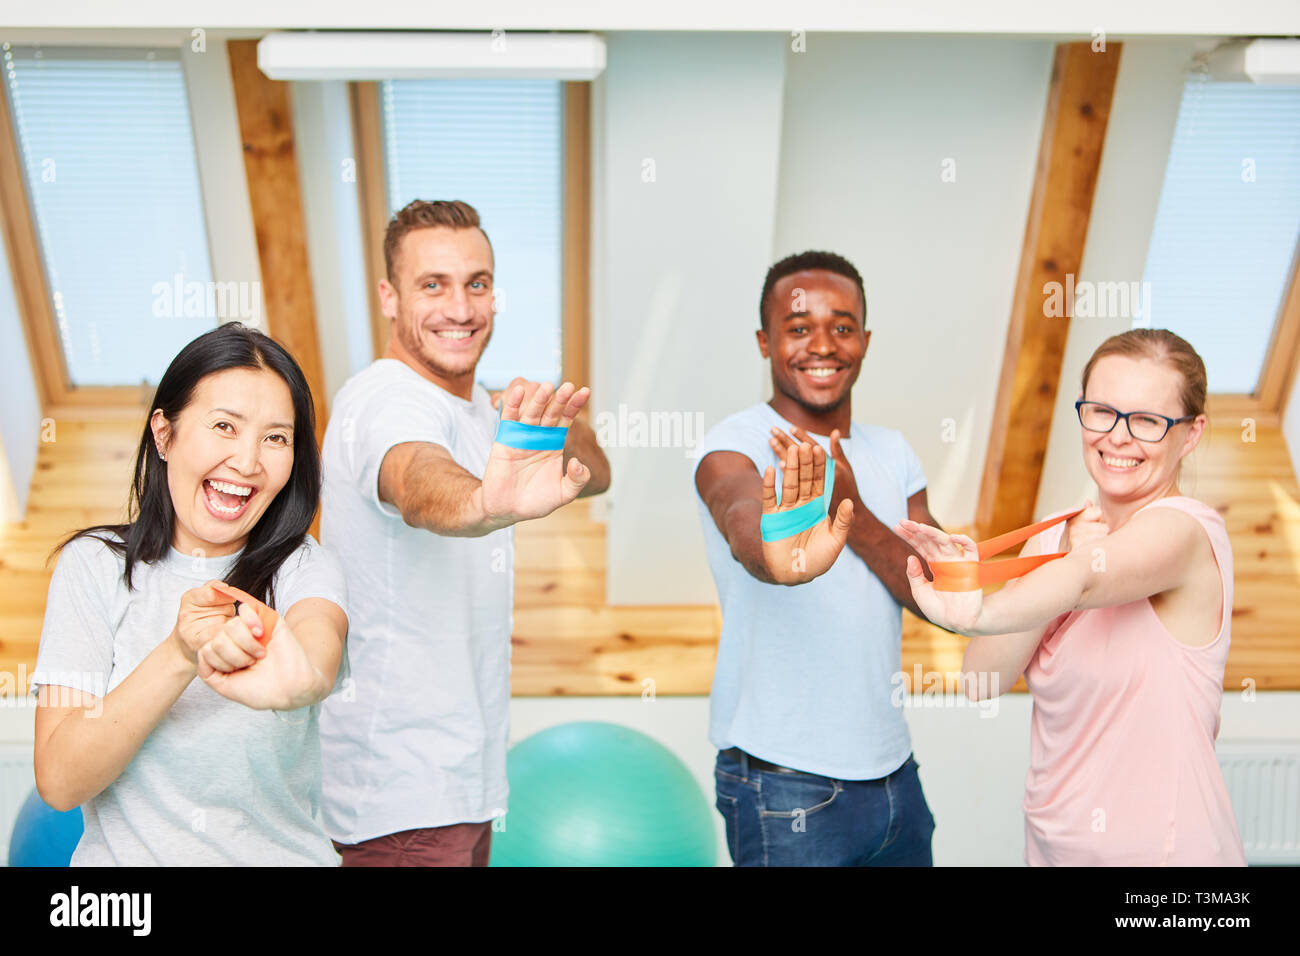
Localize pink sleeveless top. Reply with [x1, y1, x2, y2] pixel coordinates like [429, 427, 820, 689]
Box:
[1021, 496, 1246, 866]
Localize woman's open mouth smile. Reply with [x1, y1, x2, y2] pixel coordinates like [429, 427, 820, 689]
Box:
[202, 478, 256, 520]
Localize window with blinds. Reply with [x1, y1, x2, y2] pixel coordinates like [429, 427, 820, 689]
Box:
[380, 79, 563, 389]
[3, 45, 217, 388]
[1141, 75, 1300, 394]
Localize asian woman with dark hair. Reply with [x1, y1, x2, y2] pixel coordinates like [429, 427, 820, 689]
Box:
[31, 322, 349, 866]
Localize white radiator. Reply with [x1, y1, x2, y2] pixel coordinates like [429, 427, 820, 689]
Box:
[1219, 739, 1300, 865]
[0, 743, 35, 866]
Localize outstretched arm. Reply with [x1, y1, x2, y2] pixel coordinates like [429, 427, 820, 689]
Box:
[696, 451, 778, 584]
[492, 378, 610, 499]
[381, 441, 518, 537]
[908, 503, 1110, 699]
[959, 532, 1054, 700]
[838, 487, 936, 620]
[381, 381, 591, 537]
[33, 580, 238, 812]
[897, 504, 1203, 637]
[696, 442, 853, 587]
[34, 637, 196, 812]
[769, 426, 936, 619]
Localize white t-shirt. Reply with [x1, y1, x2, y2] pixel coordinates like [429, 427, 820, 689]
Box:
[31, 532, 349, 866]
[318, 358, 513, 843]
[692, 402, 928, 779]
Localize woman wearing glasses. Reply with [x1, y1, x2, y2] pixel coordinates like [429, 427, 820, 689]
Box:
[896, 328, 1245, 866]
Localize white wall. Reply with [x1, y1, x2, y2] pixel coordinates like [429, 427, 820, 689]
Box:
[772, 33, 1054, 527]
[1036, 39, 1205, 519]
[598, 32, 788, 604]
[602, 33, 1057, 603]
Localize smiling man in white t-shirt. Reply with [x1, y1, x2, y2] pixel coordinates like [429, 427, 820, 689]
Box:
[319, 199, 611, 866]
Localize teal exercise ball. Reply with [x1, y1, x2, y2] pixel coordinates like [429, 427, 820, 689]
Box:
[8, 789, 83, 867]
[491, 721, 716, 866]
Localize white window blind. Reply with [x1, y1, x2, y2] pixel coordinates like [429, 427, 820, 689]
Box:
[3, 44, 215, 388]
[1141, 75, 1300, 394]
[381, 79, 563, 389]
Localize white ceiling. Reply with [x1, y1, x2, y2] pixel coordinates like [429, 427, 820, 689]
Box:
[0, 1, 1297, 37]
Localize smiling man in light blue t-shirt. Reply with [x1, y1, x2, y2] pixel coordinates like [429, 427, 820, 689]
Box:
[693, 249, 944, 867]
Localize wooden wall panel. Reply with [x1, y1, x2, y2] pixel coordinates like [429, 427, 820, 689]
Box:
[349, 81, 390, 362]
[227, 39, 329, 443]
[562, 82, 591, 388]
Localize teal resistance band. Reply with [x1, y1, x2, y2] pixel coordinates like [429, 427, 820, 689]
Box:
[760, 456, 835, 542]
[495, 417, 569, 451]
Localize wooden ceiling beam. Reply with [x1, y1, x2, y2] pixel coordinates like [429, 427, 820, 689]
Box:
[976, 41, 1122, 539]
[227, 39, 329, 445]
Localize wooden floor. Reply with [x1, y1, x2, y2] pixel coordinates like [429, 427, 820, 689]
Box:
[2, 408, 1298, 695]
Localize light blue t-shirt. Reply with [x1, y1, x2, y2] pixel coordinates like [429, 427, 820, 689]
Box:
[692, 401, 928, 780]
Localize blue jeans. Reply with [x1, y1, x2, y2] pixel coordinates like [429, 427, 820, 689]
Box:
[714, 749, 935, 866]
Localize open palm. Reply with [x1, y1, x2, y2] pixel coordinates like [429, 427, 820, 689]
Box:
[895, 519, 983, 633]
[481, 379, 590, 522]
[761, 440, 854, 585]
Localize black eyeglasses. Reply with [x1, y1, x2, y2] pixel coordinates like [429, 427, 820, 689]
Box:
[1075, 400, 1196, 443]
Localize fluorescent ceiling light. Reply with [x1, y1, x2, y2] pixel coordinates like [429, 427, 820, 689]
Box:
[1205, 39, 1300, 84]
[257, 31, 606, 81]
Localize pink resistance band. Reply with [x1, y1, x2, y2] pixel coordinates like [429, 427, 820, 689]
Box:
[930, 507, 1085, 592]
[209, 581, 281, 644]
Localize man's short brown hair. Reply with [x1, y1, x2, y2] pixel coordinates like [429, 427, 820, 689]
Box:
[383, 199, 488, 283]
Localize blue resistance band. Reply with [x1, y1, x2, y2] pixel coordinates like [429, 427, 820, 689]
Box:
[760, 457, 835, 542]
[494, 417, 569, 451]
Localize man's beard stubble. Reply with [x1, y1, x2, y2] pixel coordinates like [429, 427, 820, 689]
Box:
[398, 307, 493, 383]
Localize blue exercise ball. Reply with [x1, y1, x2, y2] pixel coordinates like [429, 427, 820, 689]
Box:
[490, 721, 716, 867]
[8, 789, 83, 867]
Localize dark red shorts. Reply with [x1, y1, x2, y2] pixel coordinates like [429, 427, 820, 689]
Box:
[333, 821, 493, 867]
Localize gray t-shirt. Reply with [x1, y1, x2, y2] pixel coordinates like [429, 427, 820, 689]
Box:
[31, 531, 349, 866]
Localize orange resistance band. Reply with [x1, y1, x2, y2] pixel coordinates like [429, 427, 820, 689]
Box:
[930, 507, 1085, 592]
[209, 581, 281, 644]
